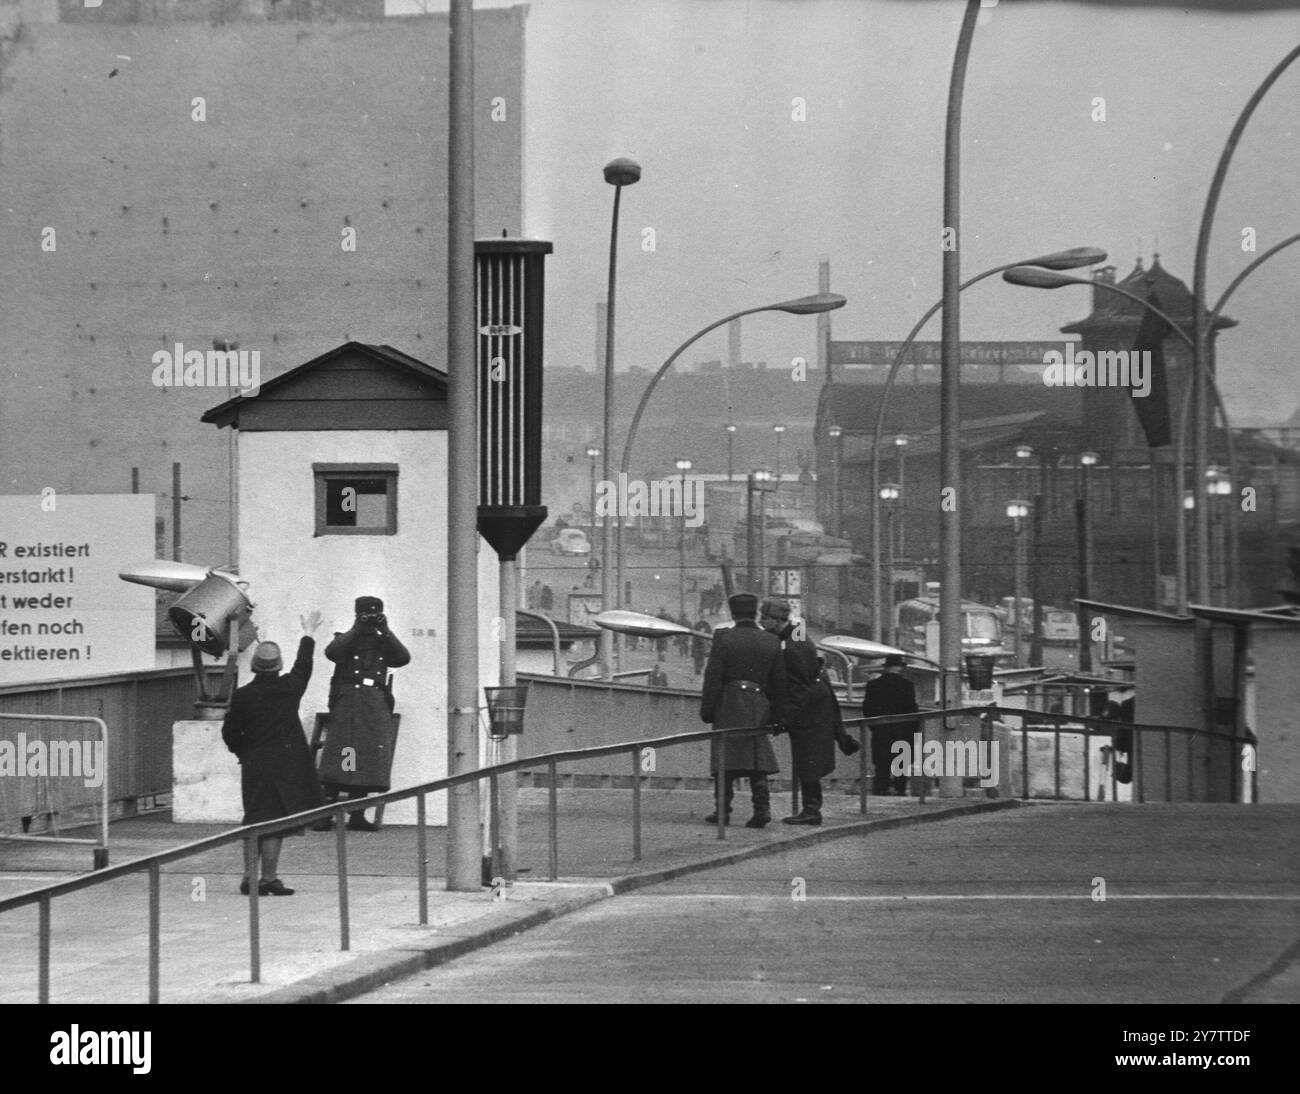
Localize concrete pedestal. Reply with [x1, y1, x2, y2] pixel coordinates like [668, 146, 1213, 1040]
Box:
[172, 720, 243, 823]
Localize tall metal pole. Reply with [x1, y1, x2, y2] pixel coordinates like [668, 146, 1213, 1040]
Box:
[171, 462, 181, 561]
[1012, 514, 1025, 669]
[588, 452, 597, 543]
[1192, 43, 1300, 607]
[883, 502, 895, 645]
[601, 184, 623, 677]
[1077, 495, 1092, 674]
[896, 439, 907, 558]
[746, 474, 755, 591]
[497, 559, 518, 881]
[1029, 495, 1044, 667]
[938, 0, 981, 726]
[445, 0, 480, 892]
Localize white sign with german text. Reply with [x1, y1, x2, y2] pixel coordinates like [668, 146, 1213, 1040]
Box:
[0, 495, 155, 684]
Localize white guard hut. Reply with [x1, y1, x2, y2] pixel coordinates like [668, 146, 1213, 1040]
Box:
[202, 342, 499, 825]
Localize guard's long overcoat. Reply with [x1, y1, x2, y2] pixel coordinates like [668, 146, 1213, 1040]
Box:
[778, 628, 843, 781]
[318, 625, 412, 793]
[221, 636, 325, 826]
[699, 620, 785, 775]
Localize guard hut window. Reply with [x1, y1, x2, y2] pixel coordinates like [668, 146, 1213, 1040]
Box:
[313, 463, 399, 536]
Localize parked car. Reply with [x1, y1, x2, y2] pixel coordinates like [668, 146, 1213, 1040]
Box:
[549, 528, 592, 555]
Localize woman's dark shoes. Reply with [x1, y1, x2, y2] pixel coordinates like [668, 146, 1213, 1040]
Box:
[239, 878, 251, 895]
[347, 815, 379, 832]
[703, 811, 731, 825]
[744, 814, 771, 829]
[258, 878, 295, 896]
[782, 811, 823, 826]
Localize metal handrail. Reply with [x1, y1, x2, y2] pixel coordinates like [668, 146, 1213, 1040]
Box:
[0, 714, 109, 866]
[0, 702, 1243, 1003]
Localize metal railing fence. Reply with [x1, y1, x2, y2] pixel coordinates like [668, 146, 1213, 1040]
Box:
[0, 702, 1247, 1003]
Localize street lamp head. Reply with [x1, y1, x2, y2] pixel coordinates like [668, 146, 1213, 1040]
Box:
[1023, 246, 1109, 271]
[603, 158, 642, 187]
[1183, 491, 1196, 511]
[1002, 266, 1082, 290]
[675, 457, 693, 472]
[725, 423, 737, 434]
[880, 483, 901, 501]
[773, 424, 786, 434]
[752, 469, 772, 482]
[769, 292, 847, 315]
[1080, 451, 1100, 467]
[585, 445, 600, 459]
[1015, 444, 1034, 460]
[828, 425, 843, 439]
[1006, 499, 1030, 519]
[894, 434, 909, 447]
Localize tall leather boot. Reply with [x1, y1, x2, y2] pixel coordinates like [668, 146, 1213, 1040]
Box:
[746, 774, 771, 828]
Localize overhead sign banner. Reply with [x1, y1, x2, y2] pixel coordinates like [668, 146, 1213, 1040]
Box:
[829, 340, 1066, 367]
[0, 495, 155, 685]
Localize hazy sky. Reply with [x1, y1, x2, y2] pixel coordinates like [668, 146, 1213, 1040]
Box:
[398, 0, 1300, 424]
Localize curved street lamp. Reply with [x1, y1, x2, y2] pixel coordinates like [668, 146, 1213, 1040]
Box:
[1002, 264, 1247, 613]
[599, 156, 642, 678]
[614, 292, 847, 659]
[865, 246, 1107, 646]
[1191, 43, 1300, 606]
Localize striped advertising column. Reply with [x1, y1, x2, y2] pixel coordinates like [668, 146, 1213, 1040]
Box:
[474, 237, 552, 883]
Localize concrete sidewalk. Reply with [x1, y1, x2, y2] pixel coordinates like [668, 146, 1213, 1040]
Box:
[0, 786, 1015, 1004]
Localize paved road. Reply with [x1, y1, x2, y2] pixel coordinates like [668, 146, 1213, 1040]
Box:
[350, 804, 1300, 1004]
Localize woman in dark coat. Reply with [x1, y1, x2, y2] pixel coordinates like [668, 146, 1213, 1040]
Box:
[221, 613, 325, 896]
[762, 599, 860, 826]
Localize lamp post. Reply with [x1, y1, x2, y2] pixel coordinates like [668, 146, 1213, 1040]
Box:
[1192, 44, 1300, 607]
[444, 0, 480, 892]
[599, 156, 642, 680]
[1206, 466, 1232, 603]
[879, 483, 901, 644]
[828, 425, 843, 537]
[867, 246, 1108, 650]
[1077, 452, 1098, 673]
[725, 423, 737, 482]
[935, 0, 983, 725]
[586, 445, 600, 541]
[893, 435, 908, 559]
[751, 469, 774, 595]
[1007, 500, 1030, 669]
[615, 293, 846, 654]
[773, 424, 787, 485]
[675, 457, 692, 621]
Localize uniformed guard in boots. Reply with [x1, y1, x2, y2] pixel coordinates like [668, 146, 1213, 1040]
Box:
[314, 596, 411, 831]
[699, 592, 785, 828]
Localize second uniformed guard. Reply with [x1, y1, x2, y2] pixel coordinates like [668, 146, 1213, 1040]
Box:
[314, 596, 411, 831]
[699, 592, 786, 828]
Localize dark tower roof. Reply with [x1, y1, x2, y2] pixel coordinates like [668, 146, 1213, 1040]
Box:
[1060, 254, 1237, 337]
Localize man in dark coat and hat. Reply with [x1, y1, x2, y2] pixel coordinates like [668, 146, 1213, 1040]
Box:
[221, 613, 326, 896]
[699, 592, 785, 828]
[761, 598, 859, 826]
[315, 596, 411, 831]
[862, 653, 920, 796]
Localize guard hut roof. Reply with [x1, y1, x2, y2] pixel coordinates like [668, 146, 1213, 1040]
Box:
[201, 342, 448, 432]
